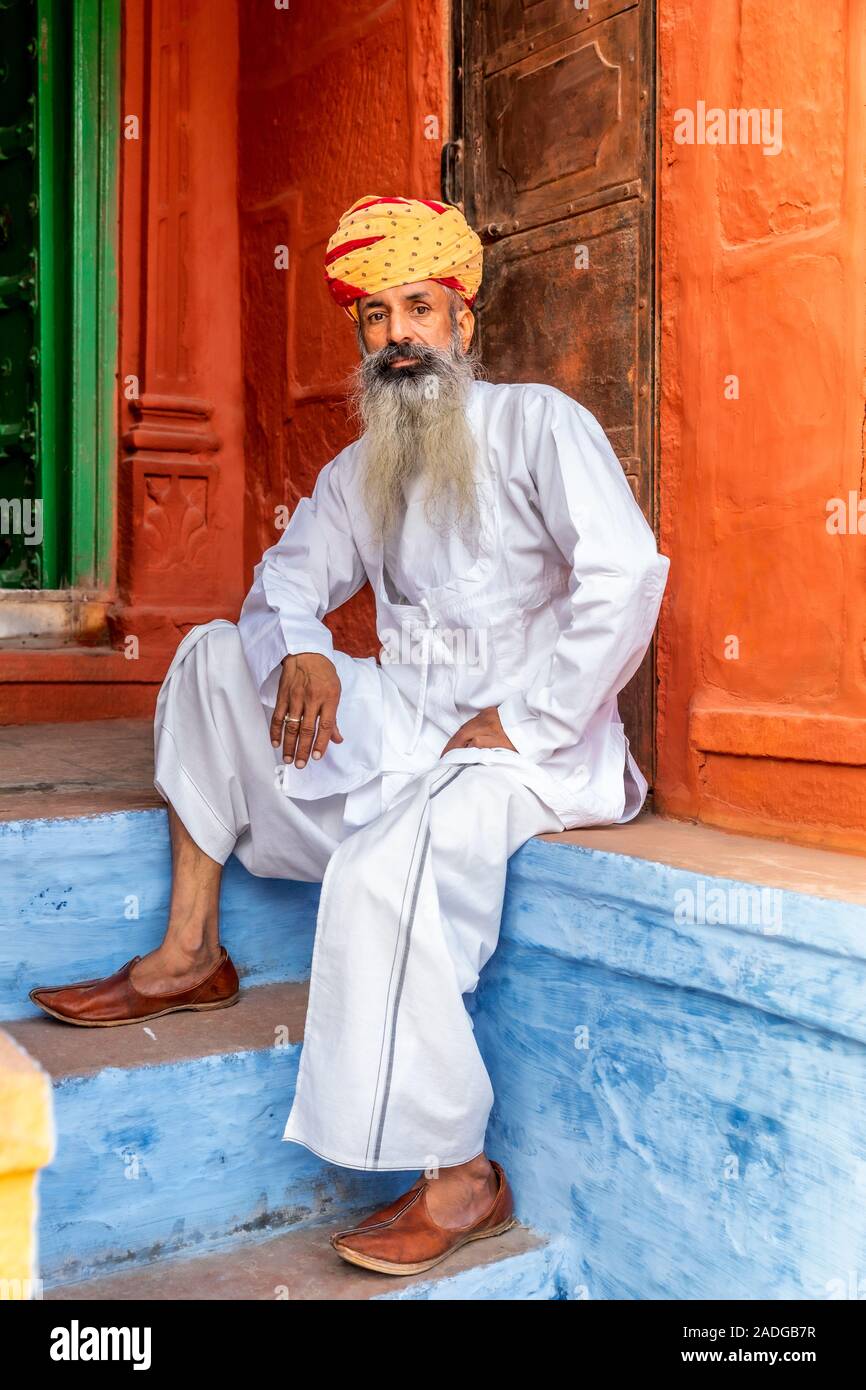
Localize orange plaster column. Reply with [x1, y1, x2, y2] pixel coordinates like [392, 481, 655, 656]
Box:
[236, 0, 450, 659]
[115, 0, 247, 661]
[656, 0, 866, 853]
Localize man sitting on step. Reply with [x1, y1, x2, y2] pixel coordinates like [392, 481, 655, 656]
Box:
[30, 194, 670, 1278]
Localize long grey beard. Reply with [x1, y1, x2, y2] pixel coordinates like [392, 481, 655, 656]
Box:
[349, 329, 483, 546]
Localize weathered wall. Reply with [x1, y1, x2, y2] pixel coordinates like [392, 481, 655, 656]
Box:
[475, 835, 866, 1298]
[0, 0, 248, 723]
[236, 0, 450, 656]
[10, 800, 865, 1297]
[656, 1, 866, 851]
[116, 0, 248, 652]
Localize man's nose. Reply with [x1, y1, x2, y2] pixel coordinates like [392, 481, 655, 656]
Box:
[387, 315, 417, 344]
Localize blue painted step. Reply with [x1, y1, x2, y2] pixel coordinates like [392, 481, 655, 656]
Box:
[44, 1214, 559, 1300]
[7, 794, 866, 1300]
[1, 810, 320, 1021]
[6, 983, 412, 1289]
[469, 837, 866, 1301]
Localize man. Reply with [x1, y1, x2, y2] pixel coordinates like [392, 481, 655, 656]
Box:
[30, 195, 670, 1277]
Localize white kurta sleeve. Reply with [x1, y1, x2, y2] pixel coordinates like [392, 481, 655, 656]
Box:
[496, 388, 670, 764]
[237, 455, 367, 700]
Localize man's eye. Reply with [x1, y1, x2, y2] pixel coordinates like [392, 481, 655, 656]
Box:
[414, 305, 430, 315]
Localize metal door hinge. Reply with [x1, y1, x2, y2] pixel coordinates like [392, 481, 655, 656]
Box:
[440, 139, 463, 208]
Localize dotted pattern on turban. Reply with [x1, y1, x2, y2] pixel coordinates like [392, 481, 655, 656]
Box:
[323, 195, 484, 322]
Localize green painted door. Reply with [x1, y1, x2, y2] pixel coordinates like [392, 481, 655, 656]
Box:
[0, 0, 118, 592]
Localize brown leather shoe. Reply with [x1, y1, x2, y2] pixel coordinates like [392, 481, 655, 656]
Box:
[330, 1160, 517, 1276]
[29, 948, 240, 1027]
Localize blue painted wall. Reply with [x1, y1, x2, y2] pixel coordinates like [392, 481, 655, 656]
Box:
[38, 1041, 410, 1287]
[7, 808, 865, 1297]
[1, 810, 319, 1020]
[471, 840, 866, 1300]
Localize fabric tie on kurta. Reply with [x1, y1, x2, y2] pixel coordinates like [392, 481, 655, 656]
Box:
[406, 600, 452, 755]
[381, 598, 456, 756]
[324, 195, 484, 321]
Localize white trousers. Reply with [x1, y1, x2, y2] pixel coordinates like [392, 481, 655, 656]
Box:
[153, 621, 564, 1171]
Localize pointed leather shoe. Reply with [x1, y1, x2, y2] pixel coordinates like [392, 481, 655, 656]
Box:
[330, 1159, 516, 1276]
[29, 948, 240, 1027]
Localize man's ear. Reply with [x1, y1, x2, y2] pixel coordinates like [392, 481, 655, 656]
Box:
[458, 305, 475, 351]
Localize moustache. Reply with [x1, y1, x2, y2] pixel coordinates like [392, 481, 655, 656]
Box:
[366, 340, 453, 381]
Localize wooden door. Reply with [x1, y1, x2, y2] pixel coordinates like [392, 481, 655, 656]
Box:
[449, 0, 658, 783]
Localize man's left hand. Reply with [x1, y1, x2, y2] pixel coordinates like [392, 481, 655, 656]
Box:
[440, 706, 518, 757]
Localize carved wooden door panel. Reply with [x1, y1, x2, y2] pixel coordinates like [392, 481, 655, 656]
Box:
[451, 0, 659, 784]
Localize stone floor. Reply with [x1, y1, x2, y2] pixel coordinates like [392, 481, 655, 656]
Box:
[5, 980, 309, 1079]
[46, 1217, 547, 1301]
[0, 719, 162, 821]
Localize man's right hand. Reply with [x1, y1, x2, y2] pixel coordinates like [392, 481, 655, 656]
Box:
[270, 652, 343, 768]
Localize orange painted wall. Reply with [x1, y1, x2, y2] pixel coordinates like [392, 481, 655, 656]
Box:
[655, 0, 866, 853]
[1, 0, 249, 724]
[9, 0, 862, 862]
[236, 0, 450, 658]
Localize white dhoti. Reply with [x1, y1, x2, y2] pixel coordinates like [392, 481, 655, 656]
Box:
[153, 620, 564, 1171]
[284, 758, 562, 1170]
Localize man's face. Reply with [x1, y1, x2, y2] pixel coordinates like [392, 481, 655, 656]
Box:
[349, 278, 481, 544]
[356, 280, 475, 370]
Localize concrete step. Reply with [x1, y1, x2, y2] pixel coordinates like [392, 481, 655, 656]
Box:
[45, 1214, 558, 1301]
[4, 982, 413, 1290]
[467, 825, 866, 1299]
[6, 718, 866, 1299]
[0, 719, 161, 823]
[0, 719, 323, 1021]
[7, 717, 865, 1022]
[1, 810, 320, 1021]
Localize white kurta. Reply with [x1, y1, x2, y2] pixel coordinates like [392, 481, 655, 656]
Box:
[237, 379, 670, 829]
[154, 380, 670, 1171]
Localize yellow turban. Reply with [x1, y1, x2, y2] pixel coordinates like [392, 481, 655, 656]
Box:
[324, 195, 483, 322]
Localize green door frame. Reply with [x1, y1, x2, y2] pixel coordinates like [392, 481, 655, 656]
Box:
[68, 0, 120, 589]
[28, 0, 119, 591]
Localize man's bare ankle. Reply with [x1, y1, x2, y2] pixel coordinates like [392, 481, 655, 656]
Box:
[134, 940, 220, 979]
[162, 936, 220, 965]
[462, 1153, 493, 1176]
[424, 1159, 498, 1227]
[437, 1155, 494, 1187]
